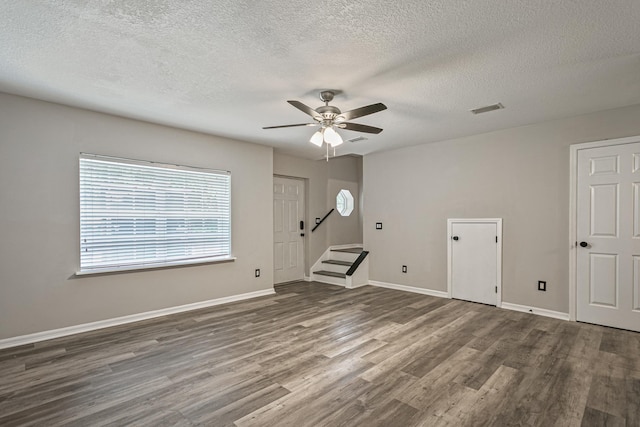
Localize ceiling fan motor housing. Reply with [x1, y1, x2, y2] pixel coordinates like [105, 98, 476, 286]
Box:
[315, 105, 341, 123]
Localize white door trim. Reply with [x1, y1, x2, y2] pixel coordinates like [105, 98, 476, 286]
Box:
[569, 134, 640, 322]
[447, 218, 503, 307]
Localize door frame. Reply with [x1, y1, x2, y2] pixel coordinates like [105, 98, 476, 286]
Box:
[273, 174, 308, 283]
[569, 134, 640, 322]
[447, 218, 503, 307]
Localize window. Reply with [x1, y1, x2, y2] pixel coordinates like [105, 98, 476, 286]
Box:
[79, 154, 231, 273]
[336, 189, 354, 216]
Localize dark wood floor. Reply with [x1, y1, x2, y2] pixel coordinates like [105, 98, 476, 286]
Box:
[1, 282, 639, 426]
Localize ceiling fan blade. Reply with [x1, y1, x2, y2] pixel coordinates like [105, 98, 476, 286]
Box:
[336, 103, 387, 122]
[287, 100, 323, 120]
[262, 123, 318, 129]
[337, 122, 383, 134]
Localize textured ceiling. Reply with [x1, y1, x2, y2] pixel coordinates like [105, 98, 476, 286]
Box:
[1, 1, 639, 159]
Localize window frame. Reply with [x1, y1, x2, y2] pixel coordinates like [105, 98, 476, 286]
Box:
[336, 189, 354, 216]
[77, 153, 234, 276]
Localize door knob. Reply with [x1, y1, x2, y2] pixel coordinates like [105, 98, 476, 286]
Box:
[579, 241, 589, 248]
[452, 236, 459, 241]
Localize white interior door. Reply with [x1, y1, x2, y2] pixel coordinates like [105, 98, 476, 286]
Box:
[576, 141, 640, 332]
[449, 219, 501, 306]
[273, 176, 305, 284]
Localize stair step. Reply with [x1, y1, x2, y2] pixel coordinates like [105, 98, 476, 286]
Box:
[330, 247, 363, 254]
[322, 260, 352, 266]
[314, 270, 347, 279]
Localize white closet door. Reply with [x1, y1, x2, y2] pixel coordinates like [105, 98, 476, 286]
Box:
[449, 220, 500, 306]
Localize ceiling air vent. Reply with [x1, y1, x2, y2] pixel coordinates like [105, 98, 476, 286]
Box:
[470, 103, 504, 115]
[347, 136, 368, 143]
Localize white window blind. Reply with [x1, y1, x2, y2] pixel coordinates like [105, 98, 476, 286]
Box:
[79, 154, 231, 273]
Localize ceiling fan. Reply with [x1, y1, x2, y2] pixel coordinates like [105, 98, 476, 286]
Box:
[263, 90, 387, 153]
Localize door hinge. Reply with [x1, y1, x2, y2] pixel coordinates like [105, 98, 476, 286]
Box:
[495, 286, 498, 293]
[496, 236, 498, 243]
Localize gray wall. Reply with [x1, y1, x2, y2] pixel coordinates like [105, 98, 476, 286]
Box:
[0, 93, 274, 340]
[329, 156, 364, 246]
[363, 104, 640, 313]
[274, 154, 362, 274]
[5, 88, 637, 339]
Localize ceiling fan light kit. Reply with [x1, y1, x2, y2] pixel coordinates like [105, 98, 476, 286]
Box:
[309, 129, 324, 147]
[323, 126, 343, 147]
[264, 90, 386, 159]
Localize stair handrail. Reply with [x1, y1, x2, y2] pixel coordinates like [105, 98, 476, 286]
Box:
[346, 251, 368, 276]
[311, 209, 334, 232]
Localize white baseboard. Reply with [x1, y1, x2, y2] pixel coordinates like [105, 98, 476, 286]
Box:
[303, 275, 312, 282]
[500, 302, 570, 321]
[0, 288, 275, 350]
[367, 281, 569, 322]
[368, 280, 449, 299]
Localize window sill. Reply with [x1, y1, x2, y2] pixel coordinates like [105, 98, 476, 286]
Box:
[73, 256, 237, 277]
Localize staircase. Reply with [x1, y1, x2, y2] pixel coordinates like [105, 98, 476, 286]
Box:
[311, 246, 369, 288]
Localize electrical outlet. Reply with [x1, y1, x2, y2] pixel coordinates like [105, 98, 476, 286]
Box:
[538, 280, 546, 291]
[402, 265, 407, 273]
[376, 222, 383, 230]
[315, 217, 321, 224]
[255, 269, 260, 278]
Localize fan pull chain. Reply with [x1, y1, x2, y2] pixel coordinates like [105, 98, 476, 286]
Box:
[324, 145, 336, 161]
